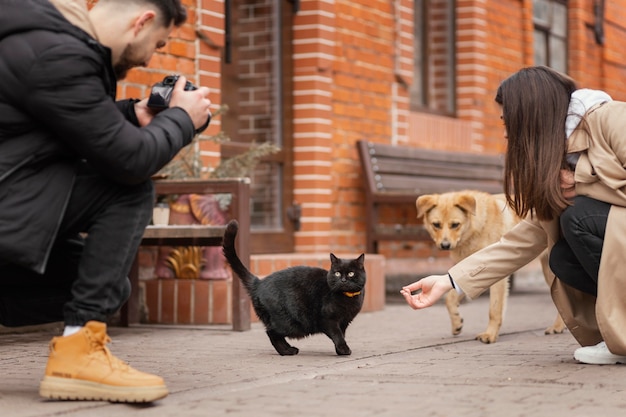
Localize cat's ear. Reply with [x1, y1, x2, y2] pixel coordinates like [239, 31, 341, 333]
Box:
[330, 253, 338, 263]
[357, 253, 365, 266]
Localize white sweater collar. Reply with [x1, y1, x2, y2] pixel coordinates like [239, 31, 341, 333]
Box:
[565, 89, 612, 138]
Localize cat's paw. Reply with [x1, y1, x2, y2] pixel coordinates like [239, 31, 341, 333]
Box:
[335, 344, 352, 356]
[278, 346, 299, 356]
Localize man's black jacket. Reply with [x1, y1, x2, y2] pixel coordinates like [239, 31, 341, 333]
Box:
[0, 0, 195, 273]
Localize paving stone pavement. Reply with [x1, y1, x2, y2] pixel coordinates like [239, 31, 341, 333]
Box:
[1, 277, 625, 417]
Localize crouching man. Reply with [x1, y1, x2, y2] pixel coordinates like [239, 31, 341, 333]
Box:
[0, 0, 212, 402]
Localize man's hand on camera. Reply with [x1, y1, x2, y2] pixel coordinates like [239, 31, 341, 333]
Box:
[168, 76, 212, 132]
[134, 98, 155, 127]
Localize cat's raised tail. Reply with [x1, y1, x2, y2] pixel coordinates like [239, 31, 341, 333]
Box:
[222, 219, 259, 292]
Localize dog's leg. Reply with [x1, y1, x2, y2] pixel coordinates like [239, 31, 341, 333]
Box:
[445, 289, 464, 335]
[545, 314, 567, 334]
[476, 277, 508, 344]
[538, 250, 567, 334]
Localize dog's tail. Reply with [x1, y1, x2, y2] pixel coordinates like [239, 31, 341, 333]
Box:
[222, 220, 259, 293]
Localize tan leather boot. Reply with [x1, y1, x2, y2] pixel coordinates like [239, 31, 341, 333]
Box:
[39, 321, 168, 402]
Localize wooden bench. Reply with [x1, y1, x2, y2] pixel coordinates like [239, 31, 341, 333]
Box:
[356, 140, 505, 253]
[120, 178, 252, 331]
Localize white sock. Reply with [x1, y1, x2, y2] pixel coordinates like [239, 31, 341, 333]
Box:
[63, 325, 82, 337]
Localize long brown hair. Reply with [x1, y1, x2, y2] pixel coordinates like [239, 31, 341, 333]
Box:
[495, 66, 578, 221]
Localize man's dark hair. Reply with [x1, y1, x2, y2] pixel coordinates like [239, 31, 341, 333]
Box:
[103, 0, 187, 27]
[146, 0, 187, 27]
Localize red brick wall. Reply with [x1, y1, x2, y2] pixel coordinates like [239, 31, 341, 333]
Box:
[290, 0, 336, 251]
[569, 0, 626, 99]
[196, 0, 225, 166]
[477, 0, 527, 154]
[325, 0, 395, 253]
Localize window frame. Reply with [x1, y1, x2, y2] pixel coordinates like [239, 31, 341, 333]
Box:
[533, 0, 568, 73]
[410, 0, 457, 116]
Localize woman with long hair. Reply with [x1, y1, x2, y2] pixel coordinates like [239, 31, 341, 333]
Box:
[402, 66, 626, 365]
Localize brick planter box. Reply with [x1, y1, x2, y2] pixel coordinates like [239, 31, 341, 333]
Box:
[142, 253, 386, 325]
[144, 278, 231, 325]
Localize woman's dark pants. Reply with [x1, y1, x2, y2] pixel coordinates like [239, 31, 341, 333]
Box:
[549, 196, 610, 297]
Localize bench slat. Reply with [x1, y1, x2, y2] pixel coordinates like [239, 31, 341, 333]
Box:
[366, 141, 504, 166]
[375, 175, 503, 195]
[141, 225, 226, 247]
[372, 158, 503, 183]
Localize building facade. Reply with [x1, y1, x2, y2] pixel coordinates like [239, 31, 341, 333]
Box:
[120, 0, 626, 265]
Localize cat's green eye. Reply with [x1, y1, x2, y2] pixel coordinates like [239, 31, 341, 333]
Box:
[348, 272, 354, 277]
[334, 271, 341, 277]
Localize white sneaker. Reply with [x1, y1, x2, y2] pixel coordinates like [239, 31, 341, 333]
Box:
[574, 341, 626, 365]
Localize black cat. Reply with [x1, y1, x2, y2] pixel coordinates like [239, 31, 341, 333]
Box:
[222, 220, 366, 356]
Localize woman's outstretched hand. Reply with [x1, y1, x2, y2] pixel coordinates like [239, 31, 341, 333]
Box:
[400, 274, 453, 309]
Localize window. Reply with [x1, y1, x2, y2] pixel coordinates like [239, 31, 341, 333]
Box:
[411, 0, 456, 115]
[533, 0, 567, 72]
[221, 0, 295, 253]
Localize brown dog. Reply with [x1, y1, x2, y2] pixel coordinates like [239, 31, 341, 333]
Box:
[416, 190, 566, 343]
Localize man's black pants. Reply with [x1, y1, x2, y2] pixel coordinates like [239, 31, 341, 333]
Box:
[0, 165, 154, 327]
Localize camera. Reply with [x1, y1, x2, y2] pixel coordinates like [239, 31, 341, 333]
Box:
[147, 75, 210, 134]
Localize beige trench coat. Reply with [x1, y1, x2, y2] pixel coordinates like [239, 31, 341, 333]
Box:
[449, 100, 626, 355]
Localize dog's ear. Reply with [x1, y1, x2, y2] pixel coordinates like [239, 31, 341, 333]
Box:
[416, 195, 438, 218]
[454, 193, 477, 216]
